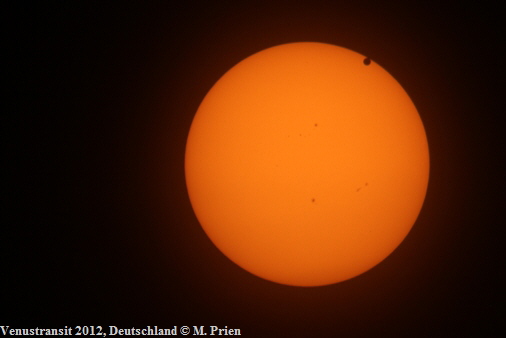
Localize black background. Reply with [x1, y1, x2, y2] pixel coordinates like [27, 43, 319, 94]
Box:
[5, 2, 501, 336]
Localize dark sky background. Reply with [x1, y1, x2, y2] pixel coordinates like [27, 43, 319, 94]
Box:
[5, 2, 501, 336]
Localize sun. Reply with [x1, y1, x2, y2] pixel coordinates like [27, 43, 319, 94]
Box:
[185, 42, 429, 287]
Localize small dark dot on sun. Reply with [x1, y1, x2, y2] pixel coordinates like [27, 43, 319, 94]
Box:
[311, 198, 315, 202]
[363, 57, 371, 66]
[315, 123, 318, 127]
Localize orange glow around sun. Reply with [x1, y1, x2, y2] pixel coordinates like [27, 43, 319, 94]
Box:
[185, 42, 429, 287]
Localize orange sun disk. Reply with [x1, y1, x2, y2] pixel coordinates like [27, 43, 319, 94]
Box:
[185, 42, 429, 287]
